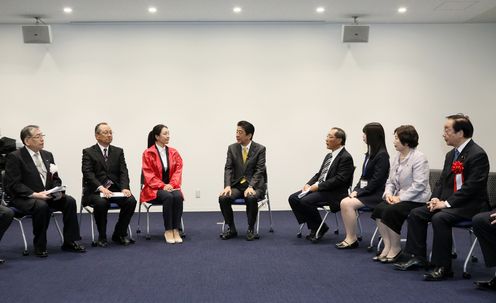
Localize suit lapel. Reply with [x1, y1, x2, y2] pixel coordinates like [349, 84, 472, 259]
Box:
[328, 148, 344, 173]
[20, 147, 45, 188]
[93, 144, 107, 168]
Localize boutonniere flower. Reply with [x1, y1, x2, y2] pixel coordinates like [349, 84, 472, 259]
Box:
[49, 164, 58, 174]
[451, 161, 464, 191]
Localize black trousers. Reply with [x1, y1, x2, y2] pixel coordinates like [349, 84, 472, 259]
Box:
[148, 190, 184, 230]
[288, 190, 342, 231]
[404, 206, 465, 269]
[219, 183, 262, 230]
[371, 201, 424, 235]
[473, 211, 496, 268]
[12, 194, 81, 250]
[85, 194, 137, 239]
[0, 204, 14, 241]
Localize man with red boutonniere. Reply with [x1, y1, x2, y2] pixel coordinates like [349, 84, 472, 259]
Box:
[394, 114, 490, 282]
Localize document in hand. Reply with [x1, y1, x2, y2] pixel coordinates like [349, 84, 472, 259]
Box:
[298, 190, 310, 199]
[99, 192, 125, 198]
[46, 186, 66, 194]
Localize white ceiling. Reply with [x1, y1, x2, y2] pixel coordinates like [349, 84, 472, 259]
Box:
[1, 0, 496, 24]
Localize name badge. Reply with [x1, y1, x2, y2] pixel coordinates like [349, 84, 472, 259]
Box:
[360, 180, 368, 188]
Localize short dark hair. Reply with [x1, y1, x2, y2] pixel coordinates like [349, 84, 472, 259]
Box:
[363, 122, 387, 158]
[446, 114, 473, 138]
[147, 124, 168, 148]
[94, 122, 109, 134]
[332, 127, 346, 145]
[237, 120, 255, 139]
[20, 125, 39, 145]
[394, 125, 419, 148]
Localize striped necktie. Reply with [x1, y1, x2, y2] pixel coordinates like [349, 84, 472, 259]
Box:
[318, 153, 333, 183]
[33, 153, 47, 186]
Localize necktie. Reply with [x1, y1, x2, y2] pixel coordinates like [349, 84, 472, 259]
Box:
[103, 148, 108, 162]
[33, 153, 47, 186]
[240, 147, 248, 184]
[453, 149, 460, 162]
[242, 146, 248, 163]
[318, 153, 333, 183]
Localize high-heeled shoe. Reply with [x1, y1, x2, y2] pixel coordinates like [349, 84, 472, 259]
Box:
[164, 230, 175, 244]
[335, 240, 359, 249]
[372, 255, 388, 262]
[172, 229, 183, 244]
[381, 250, 402, 263]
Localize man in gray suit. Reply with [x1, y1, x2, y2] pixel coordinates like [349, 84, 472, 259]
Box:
[219, 121, 266, 241]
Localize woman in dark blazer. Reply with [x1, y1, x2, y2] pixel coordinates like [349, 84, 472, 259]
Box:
[336, 122, 390, 249]
[140, 124, 184, 244]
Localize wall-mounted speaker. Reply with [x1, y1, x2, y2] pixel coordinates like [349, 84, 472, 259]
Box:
[22, 25, 52, 44]
[342, 25, 369, 43]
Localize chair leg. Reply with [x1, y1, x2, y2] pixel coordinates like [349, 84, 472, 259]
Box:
[52, 213, 64, 244]
[89, 210, 97, 247]
[127, 225, 135, 243]
[136, 202, 142, 234]
[315, 211, 330, 240]
[333, 212, 339, 235]
[356, 210, 363, 242]
[463, 237, 478, 279]
[17, 218, 29, 256]
[146, 205, 151, 240]
[368, 226, 379, 252]
[451, 229, 458, 259]
[266, 194, 274, 233]
[254, 208, 261, 239]
[297, 223, 305, 238]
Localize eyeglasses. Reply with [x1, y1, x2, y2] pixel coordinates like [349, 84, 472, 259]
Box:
[99, 131, 113, 136]
[30, 134, 46, 140]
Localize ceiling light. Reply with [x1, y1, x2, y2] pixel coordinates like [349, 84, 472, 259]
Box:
[63, 7, 72, 14]
[148, 7, 157, 13]
[233, 7, 242, 14]
[316, 7, 325, 14]
[398, 7, 407, 14]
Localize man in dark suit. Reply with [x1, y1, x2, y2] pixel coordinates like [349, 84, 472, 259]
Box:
[0, 205, 14, 264]
[4, 125, 85, 257]
[472, 210, 496, 290]
[288, 127, 354, 243]
[219, 120, 266, 241]
[394, 114, 490, 281]
[82, 122, 136, 247]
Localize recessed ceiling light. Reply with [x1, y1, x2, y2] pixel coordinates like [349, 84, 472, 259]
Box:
[233, 6, 242, 14]
[398, 7, 407, 14]
[316, 7, 325, 14]
[63, 7, 73, 14]
[148, 7, 157, 13]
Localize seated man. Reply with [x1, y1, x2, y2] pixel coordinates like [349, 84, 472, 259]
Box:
[0, 204, 14, 263]
[472, 210, 496, 290]
[4, 125, 85, 257]
[394, 114, 490, 281]
[219, 120, 266, 241]
[82, 122, 137, 247]
[288, 127, 354, 243]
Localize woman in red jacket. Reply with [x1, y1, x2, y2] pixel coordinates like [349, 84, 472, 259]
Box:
[140, 124, 184, 244]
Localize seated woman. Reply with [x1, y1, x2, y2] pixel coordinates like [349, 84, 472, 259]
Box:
[371, 125, 431, 262]
[337, 122, 390, 249]
[140, 124, 184, 244]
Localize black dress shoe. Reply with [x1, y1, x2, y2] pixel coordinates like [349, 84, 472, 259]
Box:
[305, 230, 316, 240]
[35, 249, 48, 258]
[423, 266, 454, 281]
[61, 242, 87, 253]
[310, 224, 330, 243]
[221, 228, 238, 240]
[394, 256, 427, 271]
[474, 277, 496, 290]
[0, 258, 5, 264]
[112, 235, 131, 246]
[96, 239, 108, 248]
[335, 240, 359, 249]
[246, 229, 256, 241]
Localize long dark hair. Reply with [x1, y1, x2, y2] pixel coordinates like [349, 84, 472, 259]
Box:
[363, 122, 386, 158]
[147, 124, 168, 148]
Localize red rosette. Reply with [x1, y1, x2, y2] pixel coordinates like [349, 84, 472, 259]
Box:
[451, 161, 464, 175]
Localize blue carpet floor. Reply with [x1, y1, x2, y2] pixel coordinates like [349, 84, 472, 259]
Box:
[0, 210, 494, 303]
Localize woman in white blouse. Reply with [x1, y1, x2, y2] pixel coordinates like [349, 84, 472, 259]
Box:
[371, 125, 431, 263]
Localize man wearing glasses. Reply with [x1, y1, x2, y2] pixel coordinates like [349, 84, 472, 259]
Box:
[4, 125, 85, 257]
[82, 122, 136, 247]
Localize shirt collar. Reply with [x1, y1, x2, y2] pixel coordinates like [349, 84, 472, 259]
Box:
[97, 143, 109, 154]
[330, 146, 344, 157]
[241, 141, 252, 151]
[26, 146, 39, 156]
[155, 143, 167, 153]
[456, 138, 471, 154]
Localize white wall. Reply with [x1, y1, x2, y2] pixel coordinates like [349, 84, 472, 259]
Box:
[0, 22, 495, 211]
